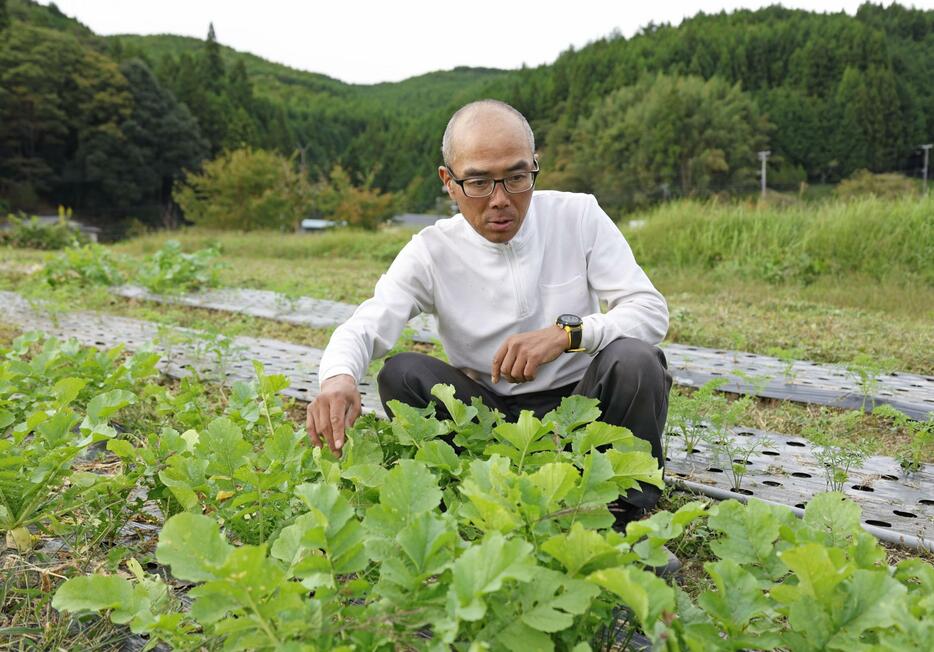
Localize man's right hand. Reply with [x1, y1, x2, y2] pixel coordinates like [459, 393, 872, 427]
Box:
[306, 374, 361, 454]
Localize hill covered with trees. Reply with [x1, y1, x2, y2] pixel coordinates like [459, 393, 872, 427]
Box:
[1, 0, 931, 229]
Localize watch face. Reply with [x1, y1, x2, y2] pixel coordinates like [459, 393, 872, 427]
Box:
[557, 313, 582, 327]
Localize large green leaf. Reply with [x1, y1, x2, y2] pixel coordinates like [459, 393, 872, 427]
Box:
[156, 512, 233, 582]
[52, 575, 149, 625]
[396, 511, 457, 577]
[431, 384, 478, 428]
[386, 400, 450, 446]
[562, 451, 618, 529]
[51, 377, 88, 408]
[195, 417, 252, 478]
[543, 395, 601, 436]
[775, 543, 854, 605]
[527, 462, 579, 510]
[458, 456, 522, 534]
[542, 522, 621, 576]
[415, 439, 463, 475]
[85, 389, 137, 423]
[707, 499, 795, 580]
[379, 459, 442, 521]
[605, 449, 664, 490]
[588, 566, 675, 632]
[796, 492, 864, 548]
[699, 559, 773, 636]
[450, 532, 535, 622]
[571, 421, 648, 456]
[490, 410, 555, 471]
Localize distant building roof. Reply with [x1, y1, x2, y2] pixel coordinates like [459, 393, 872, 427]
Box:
[33, 215, 101, 234]
[300, 218, 339, 231]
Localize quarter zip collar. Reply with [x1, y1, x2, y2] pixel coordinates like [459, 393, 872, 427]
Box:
[457, 194, 537, 251]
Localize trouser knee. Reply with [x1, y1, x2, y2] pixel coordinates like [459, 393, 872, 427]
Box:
[596, 338, 669, 390]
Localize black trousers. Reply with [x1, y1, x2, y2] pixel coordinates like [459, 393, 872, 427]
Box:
[377, 337, 673, 516]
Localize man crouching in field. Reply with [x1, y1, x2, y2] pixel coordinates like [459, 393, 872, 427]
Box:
[307, 99, 671, 522]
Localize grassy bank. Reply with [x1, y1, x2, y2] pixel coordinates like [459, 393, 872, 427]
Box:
[625, 195, 933, 286]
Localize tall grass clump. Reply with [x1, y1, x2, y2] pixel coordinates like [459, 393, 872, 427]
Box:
[625, 195, 932, 284]
[114, 227, 413, 264]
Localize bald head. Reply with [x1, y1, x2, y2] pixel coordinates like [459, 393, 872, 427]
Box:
[441, 100, 535, 169]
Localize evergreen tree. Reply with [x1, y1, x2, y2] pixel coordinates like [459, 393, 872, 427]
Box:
[203, 22, 225, 92]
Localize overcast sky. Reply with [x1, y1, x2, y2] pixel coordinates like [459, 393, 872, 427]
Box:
[41, 1, 933, 84]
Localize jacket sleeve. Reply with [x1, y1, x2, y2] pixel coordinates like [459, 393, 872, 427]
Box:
[578, 196, 669, 351]
[318, 237, 434, 386]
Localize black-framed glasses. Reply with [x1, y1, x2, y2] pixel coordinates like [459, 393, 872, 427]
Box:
[445, 164, 540, 198]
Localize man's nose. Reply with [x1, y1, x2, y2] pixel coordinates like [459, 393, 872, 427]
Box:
[488, 181, 512, 208]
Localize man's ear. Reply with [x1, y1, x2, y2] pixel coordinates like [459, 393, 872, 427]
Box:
[438, 165, 454, 197]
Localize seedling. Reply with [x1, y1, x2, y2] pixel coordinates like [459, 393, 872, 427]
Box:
[846, 354, 897, 411]
[665, 380, 730, 457]
[874, 404, 934, 475]
[766, 346, 804, 384]
[806, 411, 876, 491]
[701, 394, 757, 492]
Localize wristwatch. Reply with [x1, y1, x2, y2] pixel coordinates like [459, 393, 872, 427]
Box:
[556, 314, 585, 352]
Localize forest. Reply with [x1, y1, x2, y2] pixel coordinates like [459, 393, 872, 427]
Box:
[0, 0, 932, 231]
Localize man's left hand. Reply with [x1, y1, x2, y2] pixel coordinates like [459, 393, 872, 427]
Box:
[492, 325, 569, 384]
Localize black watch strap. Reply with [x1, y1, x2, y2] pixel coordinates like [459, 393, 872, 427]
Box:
[556, 314, 584, 352]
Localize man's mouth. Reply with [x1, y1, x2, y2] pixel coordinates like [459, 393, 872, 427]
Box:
[488, 217, 514, 230]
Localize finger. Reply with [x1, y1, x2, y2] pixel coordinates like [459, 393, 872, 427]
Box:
[523, 357, 539, 381]
[491, 342, 508, 384]
[499, 345, 518, 384]
[510, 352, 527, 383]
[328, 398, 346, 452]
[338, 396, 360, 450]
[307, 402, 323, 448]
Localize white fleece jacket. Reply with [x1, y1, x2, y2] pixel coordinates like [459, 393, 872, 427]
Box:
[318, 190, 668, 396]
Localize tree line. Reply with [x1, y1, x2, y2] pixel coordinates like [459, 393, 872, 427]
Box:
[1, 0, 931, 229]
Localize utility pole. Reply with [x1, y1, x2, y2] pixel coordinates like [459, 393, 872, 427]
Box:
[758, 150, 771, 198]
[922, 144, 932, 194]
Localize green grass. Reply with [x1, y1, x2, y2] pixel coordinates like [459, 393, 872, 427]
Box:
[658, 269, 933, 374]
[625, 195, 933, 285]
[112, 226, 416, 265]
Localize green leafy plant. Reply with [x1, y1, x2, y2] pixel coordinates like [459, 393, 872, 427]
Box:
[1, 213, 87, 250]
[135, 240, 222, 293]
[43, 243, 126, 287]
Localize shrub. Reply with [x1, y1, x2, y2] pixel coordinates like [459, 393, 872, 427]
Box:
[1, 214, 87, 250]
[835, 169, 919, 199]
[173, 148, 312, 231]
[314, 165, 398, 231]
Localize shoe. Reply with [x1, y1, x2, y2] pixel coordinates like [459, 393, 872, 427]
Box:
[653, 546, 682, 579]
